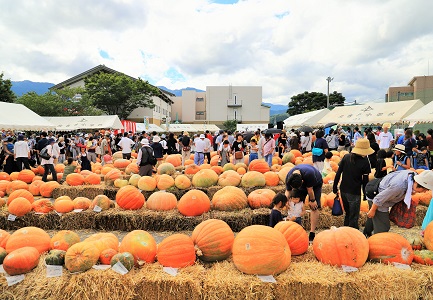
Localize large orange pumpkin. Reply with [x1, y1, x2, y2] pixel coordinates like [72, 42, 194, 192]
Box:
[119, 230, 157, 265]
[6, 226, 50, 254]
[0, 180, 9, 194]
[218, 170, 241, 187]
[125, 163, 139, 175]
[84, 173, 101, 185]
[72, 197, 91, 210]
[116, 185, 145, 210]
[157, 163, 176, 175]
[178, 190, 211, 217]
[6, 180, 28, 195]
[65, 242, 100, 272]
[0, 172, 10, 181]
[368, 232, 414, 265]
[174, 175, 191, 190]
[184, 164, 200, 175]
[3, 246, 40, 276]
[50, 230, 81, 251]
[114, 159, 130, 170]
[422, 221, 433, 251]
[192, 169, 219, 187]
[155, 174, 175, 190]
[211, 166, 223, 175]
[165, 155, 182, 167]
[157, 234, 196, 268]
[28, 180, 44, 196]
[54, 199, 74, 213]
[32, 199, 54, 213]
[0, 230, 10, 248]
[17, 169, 35, 184]
[241, 171, 266, 187]
[313, 226, 369, 267]
[7, 189, 34, 205]
[212, 186, 248, 211]
[191, 219, 234, 262]
[104, 168, 122, 186]
[84, 233, 119, 255]
[146, 191, 177, 211]
[66, 173, 85, 186]
[264, 171, 279, 186]
[248, 159, 270, 173]
[274, 221, 308, 255]
[54, 164, 65, 173]
[247, 189, 276, 209]
[8, 197, 32, 217]
[39, 181, 60, 197]
[137, 176, 157, 191]
[232, 225, 291, 275]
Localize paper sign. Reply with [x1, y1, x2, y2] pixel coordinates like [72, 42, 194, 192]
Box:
[341, 265, 358, 273]
[0, 265, 5, 274]
[93, 205, 102, 212]
[163, 267, 178, 276]
[55, 211, 62, 216]
[393, 262, 411, 270]
[7, 214, 17, 221]
[73, 209, 83, 213]
[34, 212, 45, 215]
[111, 261, 128, 275]
[160, 190, 166, 193]
[6, 274, 25, 286]
[93, 265, 111, 270]
[257, 275, 277, 283]
[46, 265, 63, 278]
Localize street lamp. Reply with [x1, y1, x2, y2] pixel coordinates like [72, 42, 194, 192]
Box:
[326, 76, 334, 108]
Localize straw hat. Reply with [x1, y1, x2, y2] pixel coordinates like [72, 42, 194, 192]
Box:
[414, 170, 433, 191]
[392, 144, 406, 154]
[351, 138, 374, 156]
[382, 122, 391, 129]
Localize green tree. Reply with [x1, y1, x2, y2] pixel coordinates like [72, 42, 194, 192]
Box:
[16, 91, 65, 116]
[84, 73, 159, 119]
[287, 91, 345, 116]
[0, 72, 17, 103]
[222, 119, 238, 133]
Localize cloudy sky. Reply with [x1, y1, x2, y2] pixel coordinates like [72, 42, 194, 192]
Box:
[1, 0, 433, 105]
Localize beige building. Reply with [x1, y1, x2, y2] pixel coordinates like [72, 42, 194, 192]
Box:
[51, 65, 174, 124]
[386, 75, 433, 104]
[172, 86, 270, 126]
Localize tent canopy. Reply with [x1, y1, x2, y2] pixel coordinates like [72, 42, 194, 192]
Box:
[190, 124, 220, 132]
[316, 100, 424, 126]
[136, 123, 164, 133]
[403, 101, 433, 124]
[283, 108, 330, 129]
[236, 124, 268, 132]
[159, 124, 197, 132]
[44, 115, 123, 131]
[0, 102, 56, 131]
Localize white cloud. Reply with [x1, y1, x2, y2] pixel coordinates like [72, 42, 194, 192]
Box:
[1, 0, 433, 105]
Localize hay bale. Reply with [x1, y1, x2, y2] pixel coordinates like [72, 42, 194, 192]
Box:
[267, 185, 286, 194]
[302, 209, 367, 230]
[416, 205, 427, 227]
[202, 261, 274, 300]
[52, 185, 106, 200]
[251, 208, 271, 226]
[103, 186, 119, 200]
[322, 184, 333, 194]
[142, 209, 210, 231]
[95, 208, 146, 231]
[133, 263, 203, 300]
[209, 209, 252, 232]
[59, 210, 97, 230]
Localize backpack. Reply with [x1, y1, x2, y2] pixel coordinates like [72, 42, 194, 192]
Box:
[141, 147, 157, 166]
[39, 146, 51, 160]
[365, 177, 384, 200]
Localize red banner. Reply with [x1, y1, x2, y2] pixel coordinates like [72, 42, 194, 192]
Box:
[114, 120, 136, 135]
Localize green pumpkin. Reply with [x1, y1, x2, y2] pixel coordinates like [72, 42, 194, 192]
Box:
[110, 252, 134, 271]
[413, 250, 433, 265]
[0, 247, 7, 264]
[45, 250, 66, 266]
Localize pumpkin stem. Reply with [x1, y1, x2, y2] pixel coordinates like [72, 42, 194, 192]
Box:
[194, 245, 203, 256]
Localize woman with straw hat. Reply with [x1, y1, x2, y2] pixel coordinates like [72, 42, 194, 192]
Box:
[392, 144, 410, 171]
[333, 138, 373, 229]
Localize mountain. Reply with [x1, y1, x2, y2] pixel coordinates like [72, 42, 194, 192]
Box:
[262, 102, 288, 115]
[158, 86, 205, 97]
[12, 80, 54, 96]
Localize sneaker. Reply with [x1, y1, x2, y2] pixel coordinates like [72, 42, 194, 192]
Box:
[309, 232, 315, 243]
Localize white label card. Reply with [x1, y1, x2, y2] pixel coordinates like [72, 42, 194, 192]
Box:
[46, 265, 63, 278]
[6, 274, 25, 286]
[73, 209, 83, 213]
[93, 205, 102, 212]
[93, 265, 111, 270]
[393, 262, 411, 270]
[7, 214, 16, 221]
[257, 275, 277, 283]
[0, 265, 5, 274]
[34, 212, 45, 215]
[112, 261, 128, 275]
[55, 211, 62, 216]
[341, 265, 358, 273]
[163, 267, 178, 276]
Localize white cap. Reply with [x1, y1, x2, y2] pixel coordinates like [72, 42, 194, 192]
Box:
[200, 134, 205, 138]
[141, 139, 149, 145]
[414, 170, 433, 191]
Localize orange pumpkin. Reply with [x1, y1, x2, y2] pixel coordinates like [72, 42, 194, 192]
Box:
[39, 181, 60, 197]
[424, 221, 433, 251]
[212, 186, 248, 211]
[104, 168, 122, 185]
[274, 221, 308, 255]
[54, 195, 72, 203]
[165, 155, 182, 167]
[264, 171, 279, 186]
[146, 191, 177, 211]
[3, 246, 40, 276]
[6, 226, 51, 254]
[65, 242, 100, 272]
[90, 195, 113, 211]
[218, 170, 241, 187]
[84, 233, 119, 255]
[84, 173, 101, 185]
[6, 180, 28, 195]
[248, 159, 270, 173]
[282, 152, 296, 164]
[116, 185, 145, 210]
[233, 225, 291, 275]
[313, 226, 369, 267]
[8, 197, 32, 217]
[114, 159, 130, 170]
[66, 173, 85, 186]
[0, 230, 10, 248]
[99, 248, 118, 265]
[210, 166, 223, 175]
[174, 175, 191, 190]
[125, 163, 139, 175]
[17, 169, 35, 183]
[157, 163, 176, 175]
[191, 219, 234, 262]
[184, 164, 201, 175]
[101, 166, 113, 175]
[119, 230, 157, 265]
[54, 199, 74, 213]
[7, 189, 34, 205]
[0, 180, 9, 194]
[192, 169, 219, 187]
[199, 163, 211, 170]
[178, 190, 211, 217]
[156, 174, 175, 190]
[50, 230, 81, 251]
[157, 234, 196, 268]
[9, 172, 19, 181]
[236, 167, 246, 175]
[137, 176, 157, 191]
[241, 171, 266, 187]
[72, 197, 91, 210]
[368, 232, 414, 265]
[247, 189, 276, 209]
[0, 172, 10, 181]
[28, 180, 44, 196]
[54, 164, 65, 173]
[32, 199, 54, 214]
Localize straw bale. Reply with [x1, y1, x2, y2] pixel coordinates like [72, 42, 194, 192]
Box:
[416, 205, 427, 226]
[209, 209, 252, 232]
[52, 185, 106, 200]
[59, 210, 97, 230]
[250, 208, 271, 226]
[142, 209, 210, 231]
[302, 208, 367, 230]
[322, 184, 333, 194]
[103, 186, 119, 200]
[95, 208, 146, 231]
[267, 185, 286, 194]
[202, 261, 274, 300]
[133, 263, 204, 300]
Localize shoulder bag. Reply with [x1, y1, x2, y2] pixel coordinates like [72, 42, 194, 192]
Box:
[311, 141, 324, 156]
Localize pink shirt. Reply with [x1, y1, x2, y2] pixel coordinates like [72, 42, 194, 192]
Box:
[103, 154, 113, 164]
[263, 138, 275, 156]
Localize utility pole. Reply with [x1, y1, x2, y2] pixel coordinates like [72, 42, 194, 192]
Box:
[326, 76, 333, 108]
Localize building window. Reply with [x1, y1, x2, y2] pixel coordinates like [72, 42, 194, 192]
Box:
[196, 97, 204, 102]
[196, 111, 205, 115]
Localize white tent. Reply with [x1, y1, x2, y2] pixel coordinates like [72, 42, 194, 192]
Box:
[44, 115, 123, 131]
[136, 123, 164, 132]
[190, 124, 220, 132]
[283, 109, 330, 129]
[403, 101, 433, 125]
[316, 100, 424, 126]
[236, 124, 268, 132]
[0, 102, 56, 131]
[159, 124, 198, 132]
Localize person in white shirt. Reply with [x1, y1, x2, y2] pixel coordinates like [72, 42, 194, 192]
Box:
[203, 135, 212, 164]
[378, 124, 394, 150]
[117, 132, 135, 159]
[194, 134, 206, 166]
[14, 134, 31, 171]
[41, 138, 57, 182]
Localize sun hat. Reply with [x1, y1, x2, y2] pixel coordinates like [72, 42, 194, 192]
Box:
[392, 144, 406, 154]
[161, 134, 166, 139]
[382, 122, 391, 129]
[152, 136, 161, 143]
[414, 170, 433, 191]
[351, 138, 374, 156]
[199, 134, 205, 139]
[141, 139, 149, 145]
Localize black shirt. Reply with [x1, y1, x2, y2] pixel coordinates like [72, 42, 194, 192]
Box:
[368, 142, 379, 169]
[269, 209, 283, 227]
[333, 153, 371, 195]
[37, 138, 48, 151]
[151, 142, 163, 158]
[181, 136, 190, 147]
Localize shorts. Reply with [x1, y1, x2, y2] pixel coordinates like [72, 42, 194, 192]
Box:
[298, 184, 322, 209]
